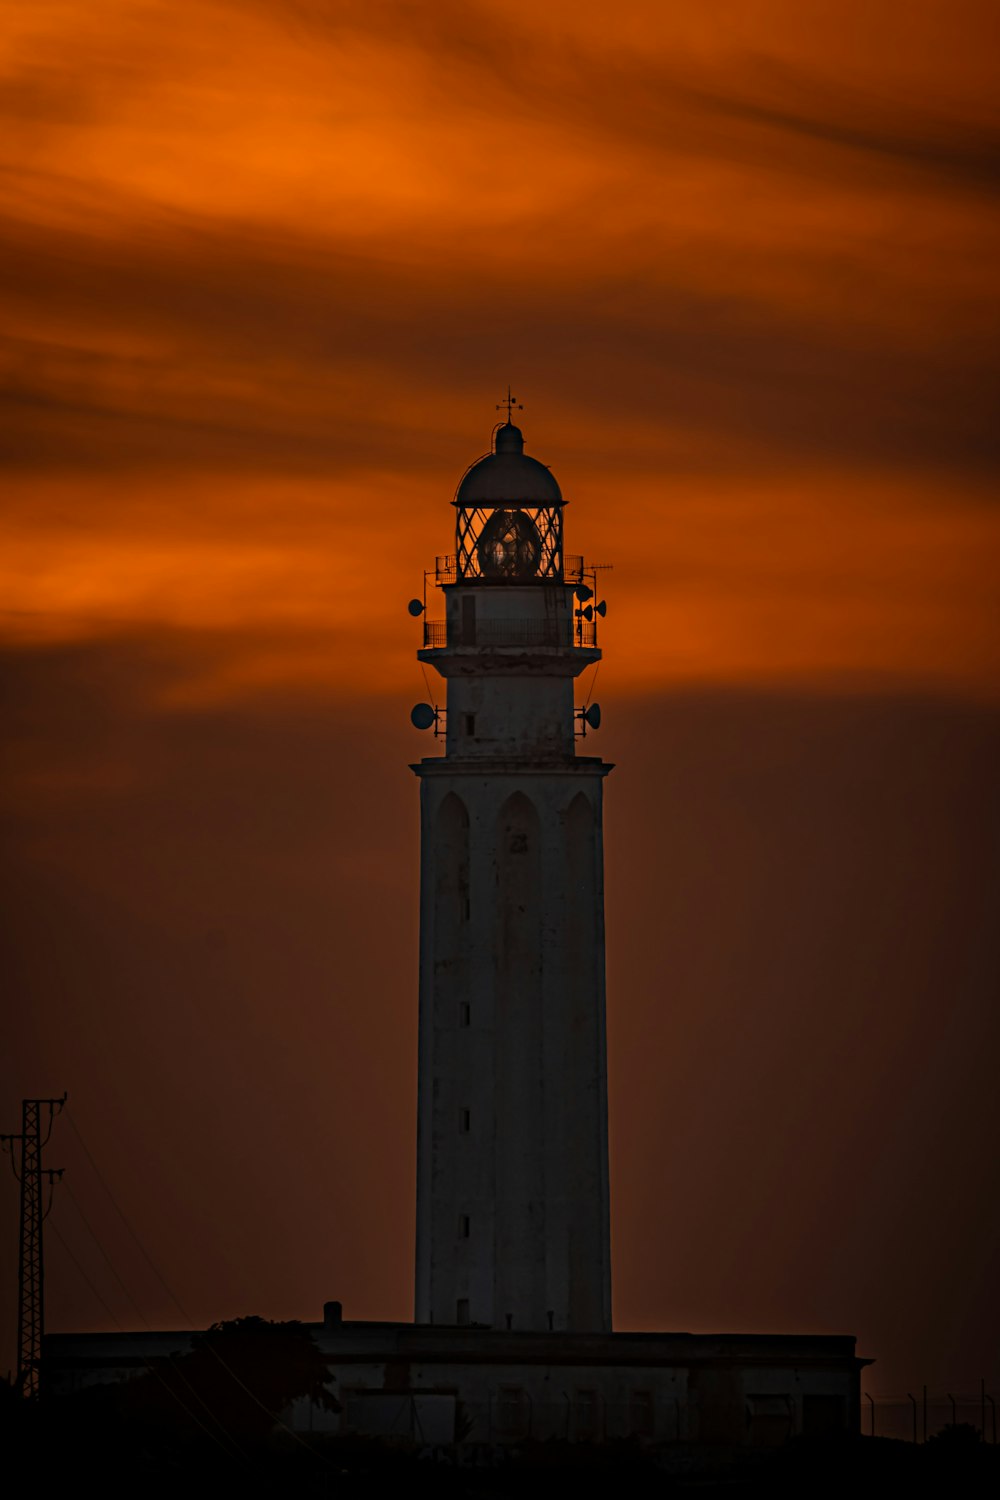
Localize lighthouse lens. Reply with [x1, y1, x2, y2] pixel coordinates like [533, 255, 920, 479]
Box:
[477, 508, 542, 579]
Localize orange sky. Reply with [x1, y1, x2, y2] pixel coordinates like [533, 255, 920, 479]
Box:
[2, 0, 998, 701]
[1, 0, 999, 1412]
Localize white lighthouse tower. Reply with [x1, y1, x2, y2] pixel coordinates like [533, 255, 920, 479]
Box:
[41, 404, 868, 1447]
[412, 406, 612, 1334]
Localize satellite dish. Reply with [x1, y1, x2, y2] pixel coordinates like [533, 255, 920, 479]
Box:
[410, 703, 436, 731]
[575, 584, 593, 602]
[585, 703, 601, 730]
[581, 604, 594, 622]
[595, 600, 607, 617]
[407, 598, 425, 617]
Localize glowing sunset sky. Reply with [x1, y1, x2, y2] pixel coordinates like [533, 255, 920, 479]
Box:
[1, 1, 998, 1407]
[3, 0, 998, 699]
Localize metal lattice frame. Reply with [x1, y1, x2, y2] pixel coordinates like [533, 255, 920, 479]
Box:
[17, 1100, 43, 1399]
[455, 505, 563, 581]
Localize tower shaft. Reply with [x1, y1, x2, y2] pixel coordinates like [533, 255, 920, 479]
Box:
[414, 755, 611, 1332]
[413, 543, 612, 1333]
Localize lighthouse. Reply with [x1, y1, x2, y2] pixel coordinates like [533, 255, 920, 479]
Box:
[411, 408, 612, 1333]
[42, 408, 868, 1449]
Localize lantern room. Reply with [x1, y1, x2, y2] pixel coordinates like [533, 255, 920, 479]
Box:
[452, 421, 564, 582]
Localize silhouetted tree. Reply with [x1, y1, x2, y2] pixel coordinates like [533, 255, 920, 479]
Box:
[927, 1421, 982, 1446]
[122, 1315, 339, 1448]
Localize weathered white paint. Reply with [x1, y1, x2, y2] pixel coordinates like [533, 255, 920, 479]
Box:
[413, 550, 612, 1332]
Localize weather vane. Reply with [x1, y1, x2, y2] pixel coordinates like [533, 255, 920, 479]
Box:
[496, 386, 523, 422]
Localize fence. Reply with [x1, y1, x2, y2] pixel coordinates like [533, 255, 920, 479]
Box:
[863, 1387, 997, 1443]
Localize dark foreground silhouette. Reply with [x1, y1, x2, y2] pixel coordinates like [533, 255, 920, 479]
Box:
[4, 1320, 996, 1496]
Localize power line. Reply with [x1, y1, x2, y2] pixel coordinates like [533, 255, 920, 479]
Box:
[64, 1109, 184, 1321]
[63, 1107, 333, 1465]
[58, 1177, 252, 1458]
[47, 1216, 249, 1466]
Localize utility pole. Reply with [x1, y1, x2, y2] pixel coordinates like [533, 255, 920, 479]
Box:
[1, 1094, 65, 1398]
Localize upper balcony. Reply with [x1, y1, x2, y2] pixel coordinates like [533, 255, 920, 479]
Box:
[422, 617, 597, 651]
[417, 556, 608, 656]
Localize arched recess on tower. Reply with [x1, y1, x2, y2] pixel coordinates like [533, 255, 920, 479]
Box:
[496, 791, 542, 977]
[434, 791, 470, 936]
[566, 788, 598, 1081]
[566, 791, 597, 930]
[494, 789, 546, 1326]
[433, 792, 470, 1038]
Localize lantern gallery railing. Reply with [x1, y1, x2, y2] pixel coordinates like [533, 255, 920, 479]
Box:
[435, 553, 586, 586]
[423, 618, 598, 650]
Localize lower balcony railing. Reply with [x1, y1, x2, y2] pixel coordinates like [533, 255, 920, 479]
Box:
[422, 619, 597, 650]
[434, 554, 586, 585]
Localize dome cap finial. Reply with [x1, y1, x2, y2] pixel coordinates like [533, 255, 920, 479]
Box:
[496, 385, 523, 424]
[495, 385, 525, 454]
[455, 395, 561, 506]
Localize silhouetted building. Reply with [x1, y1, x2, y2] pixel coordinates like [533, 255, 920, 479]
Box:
[47, 1310, 864, 1447]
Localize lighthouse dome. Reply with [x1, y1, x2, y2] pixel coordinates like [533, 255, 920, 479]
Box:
[455, 422, 563, 507]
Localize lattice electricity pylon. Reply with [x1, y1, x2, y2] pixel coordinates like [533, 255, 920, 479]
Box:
[1, 1094, 65, 1398]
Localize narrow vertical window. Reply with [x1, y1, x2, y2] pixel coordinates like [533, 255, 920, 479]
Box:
[456, 1298, 470, 1326]
[459, 1107, 471, 1134]
[458, 1213, 470, 1239]
[629, 1390, 653, 1438]
[574, 1389, 599, 1441]
[458, 1001, 470, 1028]
[498, 1386, 526, 1434]
[464, 713, 476, 737]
